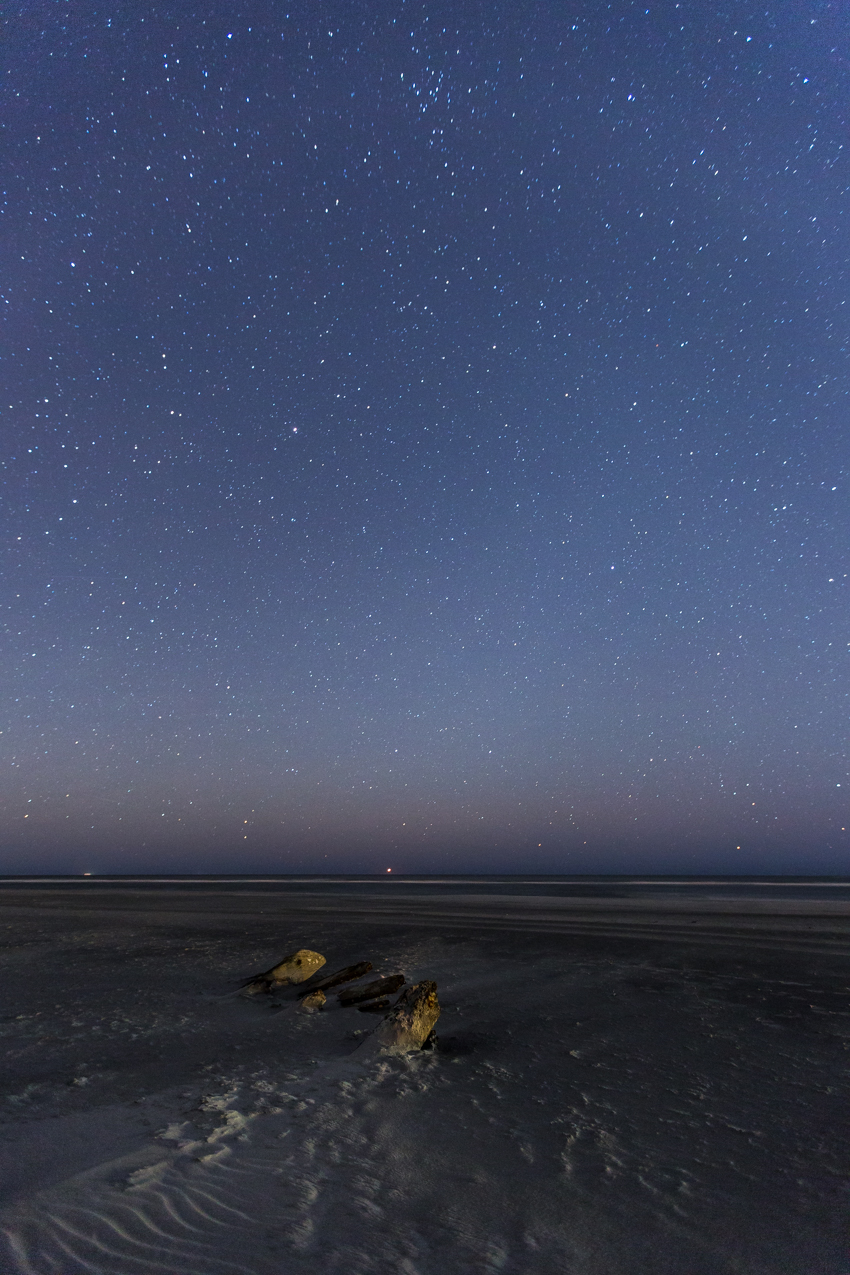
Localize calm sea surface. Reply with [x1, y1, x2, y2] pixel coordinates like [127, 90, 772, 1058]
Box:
[1, 875, 849, 903]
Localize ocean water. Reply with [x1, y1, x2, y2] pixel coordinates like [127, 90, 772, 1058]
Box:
[3, 872, 849, 902]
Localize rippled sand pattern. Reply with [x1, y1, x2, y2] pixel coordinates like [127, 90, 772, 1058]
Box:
[1, 882, 848, 1273]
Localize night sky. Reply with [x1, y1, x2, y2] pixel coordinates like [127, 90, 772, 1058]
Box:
[5, 1, 848, 875]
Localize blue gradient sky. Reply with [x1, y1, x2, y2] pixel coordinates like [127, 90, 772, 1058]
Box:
[4, 0, 848, 873]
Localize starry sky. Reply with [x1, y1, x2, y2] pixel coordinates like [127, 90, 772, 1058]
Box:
[4, 1, 848, 875]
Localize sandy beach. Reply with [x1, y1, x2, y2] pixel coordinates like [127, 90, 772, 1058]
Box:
[1, 878, 848, 1274]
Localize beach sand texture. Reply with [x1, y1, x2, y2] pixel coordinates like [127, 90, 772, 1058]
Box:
[0, 878, 848, 1274]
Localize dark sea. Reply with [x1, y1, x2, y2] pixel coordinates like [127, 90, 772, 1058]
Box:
[2, 873, 849, 903]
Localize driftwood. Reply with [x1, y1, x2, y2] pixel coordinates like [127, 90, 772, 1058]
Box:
[241, 949, 326, 995]
[357, 998, 390, 1013]
[297, 961, 373, 998]
[338, 974, 405, 1006]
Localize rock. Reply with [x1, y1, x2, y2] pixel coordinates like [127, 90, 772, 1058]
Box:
[298, 990, 326, 1014]
[357, 998, 390, 1013]
[338, 974, 405, 1006]
[241, 949, 326, 994]
[242, 979, 271, 996]
[371, 981, 440, 1054]
[297, 961, 373, 997]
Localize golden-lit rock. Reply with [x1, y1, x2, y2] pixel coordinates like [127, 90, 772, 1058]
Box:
[298, 989, 326, 1013]
[371, 981, 440, 1054]
[242, 949, 326, 994]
